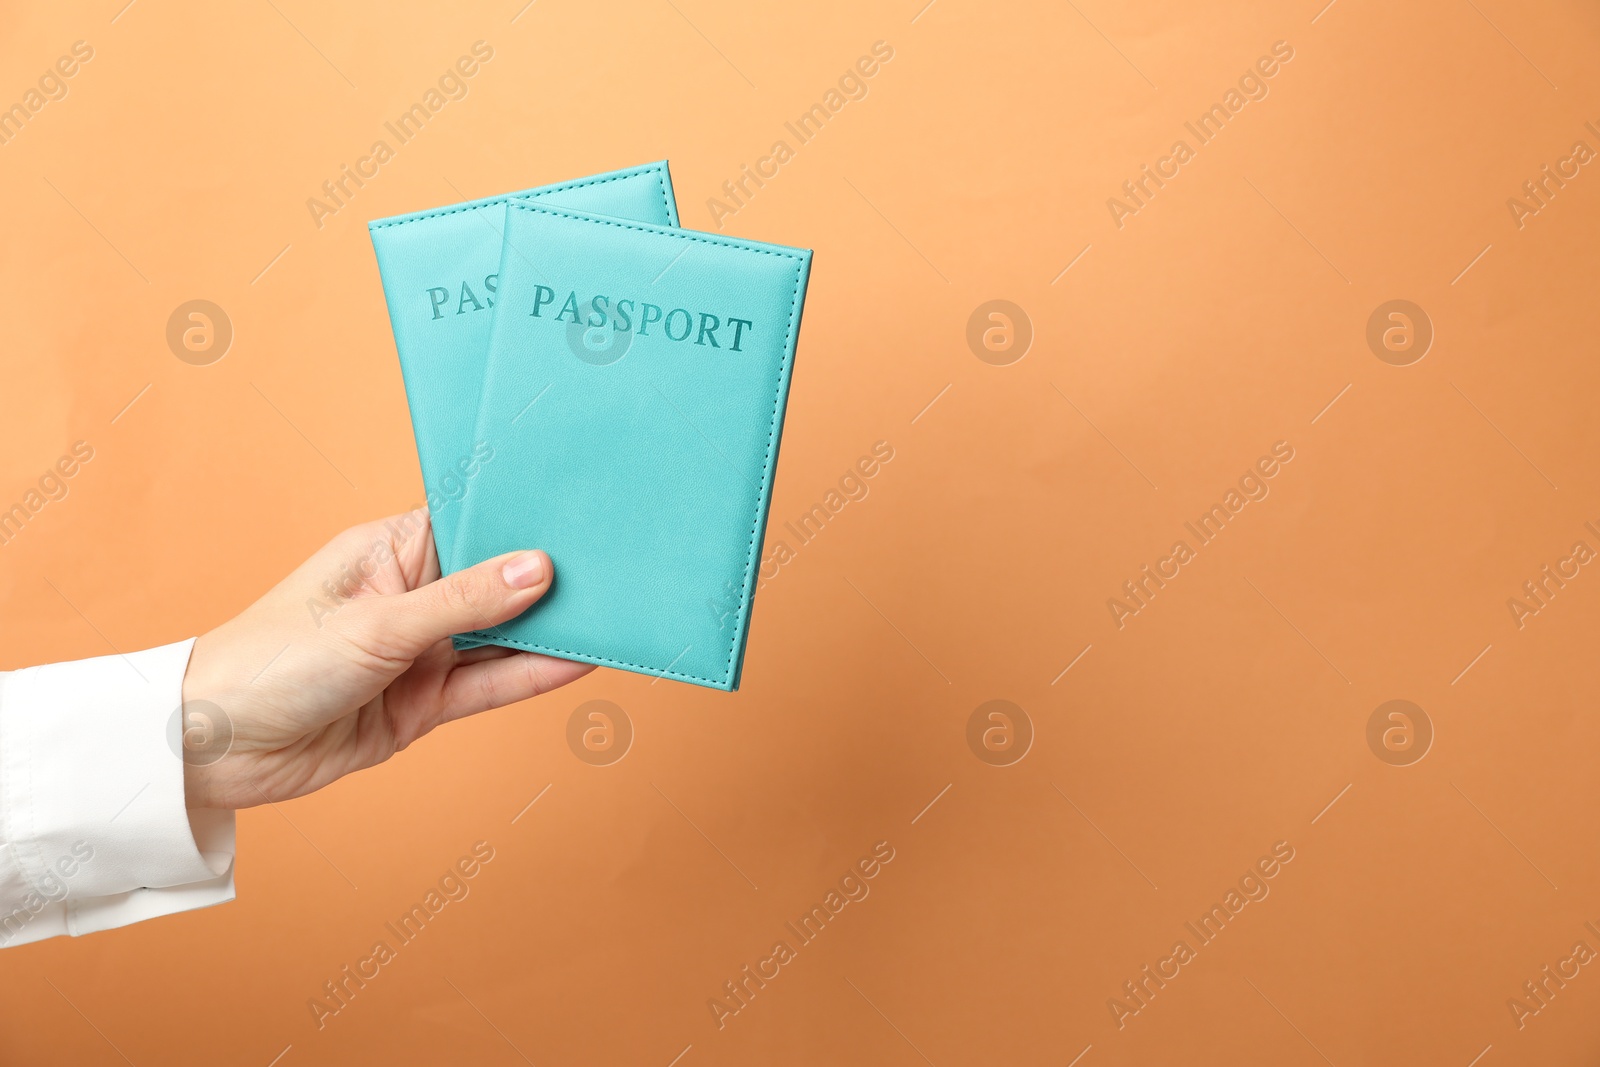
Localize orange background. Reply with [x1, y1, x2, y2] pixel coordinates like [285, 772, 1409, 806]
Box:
[3, 0, 1600, 1063]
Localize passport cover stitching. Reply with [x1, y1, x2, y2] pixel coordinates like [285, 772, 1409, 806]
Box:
[458, 201, 809, 687]
[366, 163, 677, 233]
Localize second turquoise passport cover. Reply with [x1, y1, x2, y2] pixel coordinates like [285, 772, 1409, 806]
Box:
[452, 202, 812, 690]
[368, 162, 679, 567]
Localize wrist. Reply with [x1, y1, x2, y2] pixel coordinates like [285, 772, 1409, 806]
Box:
[180, 631, 238, 809]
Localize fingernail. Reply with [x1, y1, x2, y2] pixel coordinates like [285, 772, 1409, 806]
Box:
[502, 551, 546, 588]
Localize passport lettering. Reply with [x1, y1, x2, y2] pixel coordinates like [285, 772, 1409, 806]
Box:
[530, 285, 754, 351]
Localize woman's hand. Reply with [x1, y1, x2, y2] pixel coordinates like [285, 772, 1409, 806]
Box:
[179, 508, 592, 809]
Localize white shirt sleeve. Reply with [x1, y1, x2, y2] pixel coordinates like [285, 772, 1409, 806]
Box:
[0, 638, 235, 947]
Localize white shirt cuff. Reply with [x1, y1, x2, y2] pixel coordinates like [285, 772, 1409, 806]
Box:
[0, 638, 235, 947]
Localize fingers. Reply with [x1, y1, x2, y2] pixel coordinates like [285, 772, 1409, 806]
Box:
[360, 506, 439, 590]
[296, 507, 438, 602]
[348, 549, 554, 661]
[440, 651, 597, 721]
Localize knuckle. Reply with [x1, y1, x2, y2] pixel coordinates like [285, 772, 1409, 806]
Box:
[477, 663, 500, 709]
[439, 569, 491, 619]
[522, 654, 550, 697]
[329, 522, 379, 558]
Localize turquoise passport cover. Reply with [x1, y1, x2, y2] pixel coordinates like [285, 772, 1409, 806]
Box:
[451, 202, 812, 690]
[368, 162, 679, 569]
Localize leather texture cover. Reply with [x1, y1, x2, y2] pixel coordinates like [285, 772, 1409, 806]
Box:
[368, 162, 679, 571]
[451, 202, 812, 690]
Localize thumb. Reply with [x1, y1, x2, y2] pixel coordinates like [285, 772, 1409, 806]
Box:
[353, 549, 552, 658]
